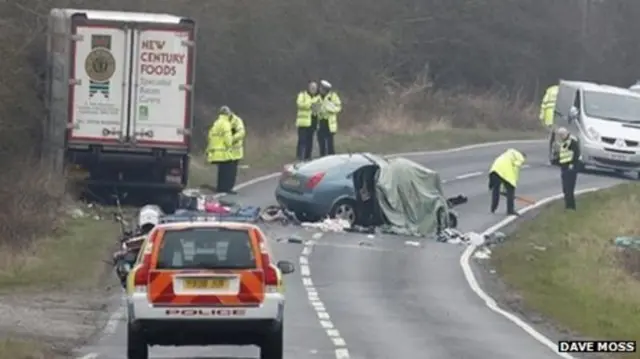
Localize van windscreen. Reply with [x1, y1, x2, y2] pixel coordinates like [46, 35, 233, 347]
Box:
[583, 91, 640, 123]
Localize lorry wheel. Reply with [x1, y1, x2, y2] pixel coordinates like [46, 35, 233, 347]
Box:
[127, 323, 148, 359]
[260, 324, 284, 359]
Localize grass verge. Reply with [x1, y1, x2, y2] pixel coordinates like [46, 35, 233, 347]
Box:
[0, 338, 61, 359]
[492, 183, 640, 358]
[189, 127, 542, 187]
[0, 216, 121, 291]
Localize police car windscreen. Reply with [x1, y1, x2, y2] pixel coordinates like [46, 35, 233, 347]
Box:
[156, 228, 256, 270]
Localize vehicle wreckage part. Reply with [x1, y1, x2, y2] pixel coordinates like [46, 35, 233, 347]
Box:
[448, 211, 458, 229]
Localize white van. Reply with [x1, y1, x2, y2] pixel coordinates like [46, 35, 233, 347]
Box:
[551, 80, 640, 178]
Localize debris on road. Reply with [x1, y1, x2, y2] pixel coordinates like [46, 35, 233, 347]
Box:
[614, 236, 640, 251]
[530, 243, 547, 251]
[286, 235, 304, 244]
[473, 247, 492, 259]
[300, 218, 350, 232]
[404, 240, 421, 247]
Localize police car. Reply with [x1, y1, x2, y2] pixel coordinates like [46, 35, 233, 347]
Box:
[125, 214, 294, 359]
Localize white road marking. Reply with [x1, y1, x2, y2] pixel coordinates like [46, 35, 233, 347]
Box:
[335, 348, 351, 359]
[460, 187, 601, 359]
[76, 354, 98, 359]
[104, 294, 125, 335]
[298, 233, 351, 357]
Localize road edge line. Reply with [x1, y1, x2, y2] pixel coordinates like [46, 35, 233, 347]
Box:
[460, 187, 602, 359]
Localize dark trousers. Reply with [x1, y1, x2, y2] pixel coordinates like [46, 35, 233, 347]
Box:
[561, 168, 578, 209]
[489, 171, 515, 214]
[317, 120, 335, 156]
[296, 122, 316, 160]
[216, 160, 238, 193]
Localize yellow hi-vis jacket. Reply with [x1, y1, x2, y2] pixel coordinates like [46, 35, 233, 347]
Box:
[539, 85, 558, 127]
[229, 114, 246, 161]
[490, 149, 526, 187]
[296, 91, 320, 128]
[318, 91, 342, 133]
[206, 115, 233, 163]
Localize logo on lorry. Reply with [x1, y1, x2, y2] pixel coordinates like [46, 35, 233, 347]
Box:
[86, 35, 115, 98]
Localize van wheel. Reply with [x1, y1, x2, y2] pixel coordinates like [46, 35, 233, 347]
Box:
[260, 324, 284, 359]
[127, 323, 148, 359]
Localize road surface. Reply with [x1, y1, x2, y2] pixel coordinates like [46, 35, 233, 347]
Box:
[76, 140, 627, 359]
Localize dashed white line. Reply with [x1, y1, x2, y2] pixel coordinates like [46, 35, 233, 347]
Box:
[298, 233, 350, 358]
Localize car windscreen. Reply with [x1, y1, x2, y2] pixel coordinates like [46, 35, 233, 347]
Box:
[156, 227, 256, 270]
[583, 91, 640, 123]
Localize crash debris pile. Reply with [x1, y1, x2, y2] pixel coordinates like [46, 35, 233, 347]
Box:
[301, 218, 351, 232]
[437, 229, 507, 258]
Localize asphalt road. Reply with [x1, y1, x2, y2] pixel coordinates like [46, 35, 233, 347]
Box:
[76, 140, 628, 359]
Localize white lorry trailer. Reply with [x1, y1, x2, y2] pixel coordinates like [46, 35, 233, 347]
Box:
[44, 9, 196, 205]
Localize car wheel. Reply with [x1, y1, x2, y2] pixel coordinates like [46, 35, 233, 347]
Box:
[260, 323, 284, 359]
[127, 322, 148, 359]
[330, 199, 357, 225]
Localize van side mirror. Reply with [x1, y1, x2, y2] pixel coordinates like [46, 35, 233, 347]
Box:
[568, 106, 579, 123]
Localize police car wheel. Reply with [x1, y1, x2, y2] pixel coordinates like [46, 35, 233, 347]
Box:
[260, 324, 283, 359]
[127, 323, 148, 359]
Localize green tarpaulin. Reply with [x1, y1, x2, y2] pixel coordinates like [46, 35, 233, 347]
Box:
[368, 155, 450, 237]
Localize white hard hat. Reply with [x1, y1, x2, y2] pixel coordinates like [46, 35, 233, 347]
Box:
[556, 127, 569, 137]
[320, 80, 332, 89]
[138, 204, 164, 227]
[219, 106, 231, 114]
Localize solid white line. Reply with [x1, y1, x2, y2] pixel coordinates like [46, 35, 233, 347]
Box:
[103, 296, 125, 335]
[76, 354, 98, 359]
[455, 171, 483, 180]
[460, 187, 601, 359]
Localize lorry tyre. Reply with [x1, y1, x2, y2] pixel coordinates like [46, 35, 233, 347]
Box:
[127, 323, 148, 359]
[260, 324, 284, 359]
